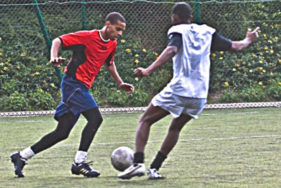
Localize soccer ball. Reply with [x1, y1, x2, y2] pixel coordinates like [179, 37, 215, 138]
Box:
[111, 146, 134, 171]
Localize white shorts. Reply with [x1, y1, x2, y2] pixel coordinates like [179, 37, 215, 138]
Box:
[151, 90, 206, 119]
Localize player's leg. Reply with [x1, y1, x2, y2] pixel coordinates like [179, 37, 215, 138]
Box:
[135, 103, 170, 161]
[118, 103, 169, 179]
[71, 108, 103, 177]
[10, 112, 79, 177]
[148, 113, 192, 179]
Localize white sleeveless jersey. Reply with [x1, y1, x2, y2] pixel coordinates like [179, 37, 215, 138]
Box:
[164, 23, 216, 98]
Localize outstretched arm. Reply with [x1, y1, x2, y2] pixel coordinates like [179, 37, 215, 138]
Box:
[105, 62, 134, 94]
[50, 38, 65, 67]
[229, 27, 260, 52]
[134, 46, 178, 77]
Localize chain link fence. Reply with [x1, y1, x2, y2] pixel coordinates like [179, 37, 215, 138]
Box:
[0, 0, 280, 111]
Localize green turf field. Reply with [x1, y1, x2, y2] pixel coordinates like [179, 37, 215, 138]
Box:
[1, 108, 281, 187]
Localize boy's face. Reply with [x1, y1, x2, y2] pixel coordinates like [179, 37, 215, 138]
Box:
[106, 20, 126, 40]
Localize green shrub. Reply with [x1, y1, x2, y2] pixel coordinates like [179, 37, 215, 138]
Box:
[0, 92, 29, 111]
[0, 2, 280, 111]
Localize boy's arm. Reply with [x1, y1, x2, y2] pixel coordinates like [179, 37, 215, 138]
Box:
[105, 62, 134, 94]
[134, 45, 178, 77]
[50, 38, 65, 67]
[229, 27, 260, 52]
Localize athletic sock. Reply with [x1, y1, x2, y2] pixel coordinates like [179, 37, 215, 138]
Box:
[20, 146, 35, 160]
[74, 150, 87, 164]
[150, 151, 167, 170]
[133, 152, 144, 164]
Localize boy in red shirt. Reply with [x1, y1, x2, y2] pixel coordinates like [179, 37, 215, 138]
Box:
[11, 12, 134, 178]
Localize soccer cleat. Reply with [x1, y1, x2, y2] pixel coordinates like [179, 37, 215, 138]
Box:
[71, 161, 100, 177]
[10, 152, 26, 178]
[148, 168, 165, 180]
[118, 163, 145, 179]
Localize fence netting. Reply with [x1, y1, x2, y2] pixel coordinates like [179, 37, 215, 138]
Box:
[0, 0, 280, 111]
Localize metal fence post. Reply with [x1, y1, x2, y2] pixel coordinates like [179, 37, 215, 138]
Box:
[81, 0, 87, 30]
[33, 0, 63, 83]
[193, 0, 201, 24]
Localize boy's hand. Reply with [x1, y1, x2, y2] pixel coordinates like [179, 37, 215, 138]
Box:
[120, 83, 134, 94]
[50, 57, 66, 68]
[134, 67, 150, 77]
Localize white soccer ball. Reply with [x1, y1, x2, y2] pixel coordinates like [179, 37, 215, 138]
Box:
[111, 146, 134, 171]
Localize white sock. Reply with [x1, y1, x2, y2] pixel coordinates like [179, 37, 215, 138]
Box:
[20, 147, 35, 160]
[75, 151, 87, 164]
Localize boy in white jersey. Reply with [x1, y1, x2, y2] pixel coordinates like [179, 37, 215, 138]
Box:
[119, 2, 259, 179]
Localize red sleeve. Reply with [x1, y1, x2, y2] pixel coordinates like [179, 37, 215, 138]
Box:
[59, 31, 91, 49]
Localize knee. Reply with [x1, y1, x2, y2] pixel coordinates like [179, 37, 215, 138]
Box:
[139, 114, 153, 127]
[87, 115, 103, 131]
[169, 124, 184, 133]
[55, 129, 70, 141]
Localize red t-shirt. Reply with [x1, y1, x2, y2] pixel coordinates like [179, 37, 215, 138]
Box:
[59, 30, 117, 88]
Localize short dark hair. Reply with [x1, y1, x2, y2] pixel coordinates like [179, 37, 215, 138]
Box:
[172, 2, 192, 21]
[105, 12, 126, 24]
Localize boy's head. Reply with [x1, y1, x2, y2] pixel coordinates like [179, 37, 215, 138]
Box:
[171, 2, 192, 24]
[104, 12, 126, 40]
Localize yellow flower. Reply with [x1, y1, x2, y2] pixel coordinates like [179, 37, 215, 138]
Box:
[120, 39, 126, 43]
[17, 65, 21, 69]
[249, 69, 253, 73]
[125, 48, 131, 53]
[275, 36, 279, 41]
[35, 71, 40, 75]
[258, 81, 263, 85]
[270, 72, 274, 76]
[219, 57, 223, 60]
[263, 34, 267, 38]
[270, 49, 274, 54]
[135, 77, 139, 81]
[0, 52, 2, 56]
[224, 81, 229, 87]
[135, 59, 139, 64]
[258, 67, 263, 71]
[0, 63, 3, 66]
[219, 51, 224, 55]
[278, 82, 281, 86]
[262, 69, 266, 73]
[0, 37, 2, 40]
[232, 68, 236, 72]
[259, 52, 263, 56]
[21, 52, 26, 57]
[278, 59, 281, 64]
[211, 53, 216, 59]
[135, 54, 139, 58]
[268, 40, 272, 43]
[264, 46, 268, 50]
[153, 52, 158, 56]
[142, 48, 147, 53]
[3, 67, 8, 71]
[50, 83, 55, 87]
[259, 60, 263, 64]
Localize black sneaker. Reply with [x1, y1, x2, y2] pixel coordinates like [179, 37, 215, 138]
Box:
[10, 152, 26, 178]
[71, 161, 100, 177]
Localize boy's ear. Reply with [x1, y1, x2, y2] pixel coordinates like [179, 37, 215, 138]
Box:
[105, 21, 111, 26]
[190, 15, 193, 23]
